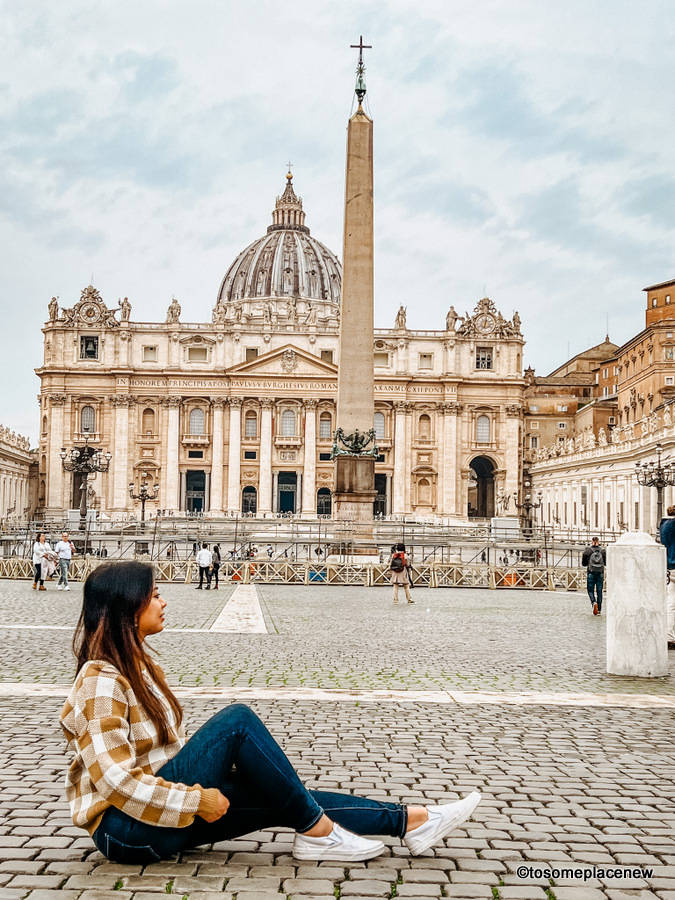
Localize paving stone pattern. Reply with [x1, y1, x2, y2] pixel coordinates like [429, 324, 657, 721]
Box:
[1, 580, 675, 899]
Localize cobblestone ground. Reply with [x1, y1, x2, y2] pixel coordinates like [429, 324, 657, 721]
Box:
[1, 579, 674, 900]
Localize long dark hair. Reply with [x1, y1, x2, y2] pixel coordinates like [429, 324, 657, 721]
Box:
[73, 561, 182, 743]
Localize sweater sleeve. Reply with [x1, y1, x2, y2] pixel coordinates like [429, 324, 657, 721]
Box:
[73, 669, 220, 828]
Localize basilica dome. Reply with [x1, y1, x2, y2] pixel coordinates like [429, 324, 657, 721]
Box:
[216, 173, 342, 307]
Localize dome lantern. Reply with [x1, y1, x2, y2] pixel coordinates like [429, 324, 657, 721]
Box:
[269, 171, 308, 233]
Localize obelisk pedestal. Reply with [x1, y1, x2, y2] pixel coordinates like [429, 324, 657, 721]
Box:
[334, 100, 377, 526]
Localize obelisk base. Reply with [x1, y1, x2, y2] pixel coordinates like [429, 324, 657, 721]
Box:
[333, 456, 377, 528]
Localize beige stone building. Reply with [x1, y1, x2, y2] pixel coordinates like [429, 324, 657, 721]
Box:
[37, 174, 525, 523]
[0, 426, 36, 522]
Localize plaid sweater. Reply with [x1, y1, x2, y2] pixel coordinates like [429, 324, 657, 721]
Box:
[60, 659, 221, 835]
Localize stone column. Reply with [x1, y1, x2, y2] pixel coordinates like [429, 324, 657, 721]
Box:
[302, 399, 318, 517]
[47, 394, 66, 512]
[111, 397, 133, 510]
[258, 399, 273, 514]
[209, 399, 226, 514]
[504, 404, 522, 500]
[227, 398, 242, 513]
[441, 403, 461, 517]
[164, 398, 181, 512]
[334, 94, 376, 523]
[392, 402, 407, 514]
[607, 532, 668, 676]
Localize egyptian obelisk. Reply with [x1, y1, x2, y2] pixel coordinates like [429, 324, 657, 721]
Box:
[333, 38, 377, 523]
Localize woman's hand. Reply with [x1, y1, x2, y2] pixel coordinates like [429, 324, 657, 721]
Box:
[201, 790, 230, 822]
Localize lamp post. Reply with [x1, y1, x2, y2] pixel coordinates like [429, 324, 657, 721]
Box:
[514, 481, 543, 538]
[129, 473, 160, 528]
[635, 443, 675, 532]
[60, 438, 112, 530]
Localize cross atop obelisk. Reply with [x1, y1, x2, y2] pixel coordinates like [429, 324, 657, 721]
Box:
[350, 35, 372, 105]
[332, 39, 377, 526]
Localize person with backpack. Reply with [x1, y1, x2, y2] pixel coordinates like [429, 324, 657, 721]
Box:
[389, 542, 413, 604]
[658, 505, 675, 647]
[582, 536, 606, 615]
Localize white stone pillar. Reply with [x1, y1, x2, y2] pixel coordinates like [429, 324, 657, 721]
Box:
[112, 398, 132, 510]
[504, 405, 521, 499]
[606, 532, 668, 677]
[227, 398, 242, 513]
[47, 394, 66, 512]
[165, 398, 181, 512]
[392, 402, 407, 514]
[442, 403, 460, 516]
[302, 399, 317, 517]
[258, 400, 273, 514]
[209, 399, 226, 514]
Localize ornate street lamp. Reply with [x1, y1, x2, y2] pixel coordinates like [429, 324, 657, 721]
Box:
[129, 473, 160, 528]
[60, 438, 112, 529]
[513, 481, 543, 537]
[635, 443, 675, 532]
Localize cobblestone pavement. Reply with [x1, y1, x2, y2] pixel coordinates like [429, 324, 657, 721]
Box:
[0, 581, 673, 695]
[1, 579, 674, 900]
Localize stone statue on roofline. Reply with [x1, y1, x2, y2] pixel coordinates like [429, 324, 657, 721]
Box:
[445, 305, 458, 332]
[118, 297, 131, 322]
[166, 297, 181, 324]
[395, 305, 407, 329]
[48, 297, 59, 322]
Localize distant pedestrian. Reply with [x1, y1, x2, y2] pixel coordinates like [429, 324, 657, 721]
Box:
[658, 505, 675, 647]
[389, 542, 413, 604]
[32, 532, 51, 591]
[55, 532, 75, 591]
[266, 544, 273, 559]
[196, 543, 212, 590]
[582, 536, 606, 615]
[209, 544, 221, 590]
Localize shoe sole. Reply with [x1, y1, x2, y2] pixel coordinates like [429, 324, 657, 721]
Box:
[406, 792, 482, 856]
[292, 840, 385, 862]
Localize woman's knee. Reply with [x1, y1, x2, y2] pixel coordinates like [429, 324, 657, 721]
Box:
[217, 702, 260, 730]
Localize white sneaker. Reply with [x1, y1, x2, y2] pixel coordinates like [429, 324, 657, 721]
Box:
[293, 821, 385, 861]
[65, 586, 70, 591]
[57, 585, 63, 590]
[404, 791, 482, 856]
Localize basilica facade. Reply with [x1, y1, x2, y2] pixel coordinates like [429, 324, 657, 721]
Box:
[37, 174, 525, 523]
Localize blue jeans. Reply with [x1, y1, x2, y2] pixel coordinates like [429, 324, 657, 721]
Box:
[93, 703, 407, 863]
[58, 559, 70, 586]
[587, 570, 604, 610]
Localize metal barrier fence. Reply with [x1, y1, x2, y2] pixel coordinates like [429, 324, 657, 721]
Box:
[0, 556, 586, 591]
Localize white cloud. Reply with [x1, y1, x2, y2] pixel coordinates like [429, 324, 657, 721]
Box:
[1, 0, 674, 440]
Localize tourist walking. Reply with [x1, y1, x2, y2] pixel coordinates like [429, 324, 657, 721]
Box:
[195, 543, 212, 590]
[658, 505, 675, 647]
[582, 536, 606, 615]
[209, 544, 221, 590]
[55, 532, 75, 591]
[32, 532, 51, 591]
[390, 542, 414, 604]
[60, 561, 481, 864]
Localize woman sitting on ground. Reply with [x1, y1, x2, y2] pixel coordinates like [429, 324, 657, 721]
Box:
[60, 561, 481, 864]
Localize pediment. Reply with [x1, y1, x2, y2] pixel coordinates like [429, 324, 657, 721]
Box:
[228, 344, 337, 377]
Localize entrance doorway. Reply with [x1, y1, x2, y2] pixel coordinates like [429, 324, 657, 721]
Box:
[277, 471, 297, 513]
[468, 456, 495, 518]
[186, 470, 206, 513]
[373, 474, 387, 517]
[242, 486, 257, 514]
[317, 487, 331, 516]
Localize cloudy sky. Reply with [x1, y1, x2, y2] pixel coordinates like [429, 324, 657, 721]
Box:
[2, 0, 674, 440]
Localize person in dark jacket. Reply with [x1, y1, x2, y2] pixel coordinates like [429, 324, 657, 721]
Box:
[582, 536, 606, 615]
[658, 505, 675, 646]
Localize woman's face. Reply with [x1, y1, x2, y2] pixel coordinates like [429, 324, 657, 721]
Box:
[38, 533, 45, 543]
[136, 583, 166, 641]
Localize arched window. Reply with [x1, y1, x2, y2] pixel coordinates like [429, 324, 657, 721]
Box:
[319, 412, 332, 440]
[419, 413, 431, 439]
[374, 411, 385, 441]
[142, 408, 155, 435]
[242, 486, 257, 514]
[281, 409, 296, 436]
[317, 487, 332, 516]
[418, 478, 432, 505]
[476, 415, 490, 443]
[245, 411, 258, 438]
[80, 405, 95, 433]
[189, 408, 205, 435]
